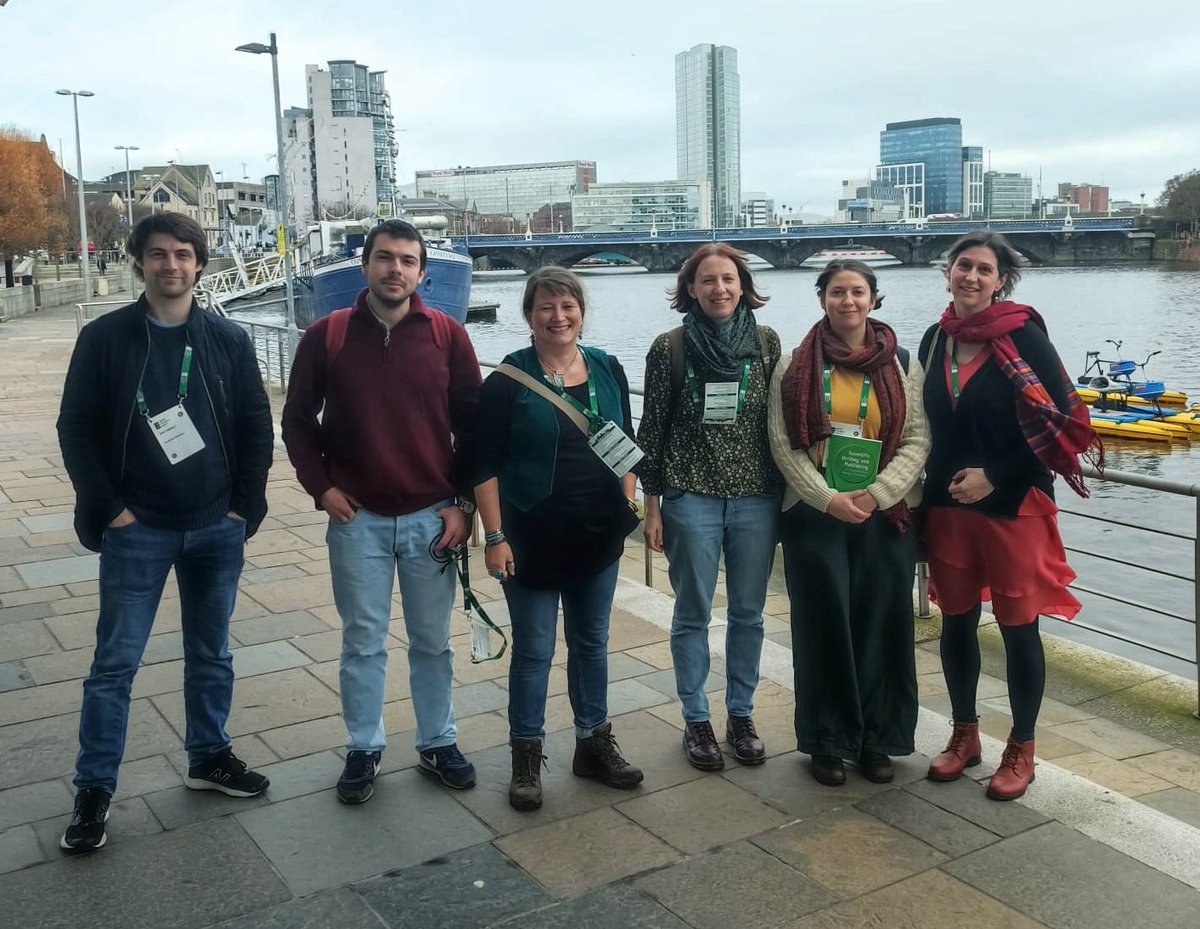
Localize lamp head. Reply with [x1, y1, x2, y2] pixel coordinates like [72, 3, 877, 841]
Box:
[235, 42, 272, 54]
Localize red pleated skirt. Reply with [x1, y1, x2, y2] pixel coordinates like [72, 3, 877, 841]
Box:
[922, 488, 1080, 626]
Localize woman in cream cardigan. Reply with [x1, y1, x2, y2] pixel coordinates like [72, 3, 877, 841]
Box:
[768, 259, 929, 787]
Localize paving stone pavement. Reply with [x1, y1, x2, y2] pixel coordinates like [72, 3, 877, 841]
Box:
[0, 304, 1198, 928]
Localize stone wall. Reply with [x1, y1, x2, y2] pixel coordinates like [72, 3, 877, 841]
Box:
[1153, 239, 1200, 263]
[0, 286, 36, 321]
[33, 280, 87, 309]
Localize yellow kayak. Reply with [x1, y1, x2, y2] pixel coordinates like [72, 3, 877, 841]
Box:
[1077, 386, 1189, 409]
[1089, 417, 1174, 443]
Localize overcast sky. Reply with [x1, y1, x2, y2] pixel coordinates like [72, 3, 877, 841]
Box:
[3, 0, 1198, 215]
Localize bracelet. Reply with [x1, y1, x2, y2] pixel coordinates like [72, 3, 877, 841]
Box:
[484, 529, 506, 547]
[626, 497, 639, 512]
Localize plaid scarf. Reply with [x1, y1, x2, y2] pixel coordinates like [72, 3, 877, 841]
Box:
[938, 301, 1102, 498]
[780, 317, 911, 531]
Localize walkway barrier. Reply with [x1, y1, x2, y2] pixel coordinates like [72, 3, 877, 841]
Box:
[227, 301, 295, 389]
[74, 300, 129, 332]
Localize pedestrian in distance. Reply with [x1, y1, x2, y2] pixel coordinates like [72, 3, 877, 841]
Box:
[637, 243, 782, 772]
[919, 231, 1102, 800]
[56, 213, 274, 852]
[469, 267, 644, 811]
[282, 219, 482, 805]
[768, 259, 929, 787]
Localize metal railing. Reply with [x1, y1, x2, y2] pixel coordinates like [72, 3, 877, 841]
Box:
[74, 300, 128, 331]
[209, 331, 1200, 715]
[227, 303, 295, 389]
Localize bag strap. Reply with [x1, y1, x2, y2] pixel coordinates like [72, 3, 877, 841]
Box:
[323, 308, 354, 362]
[897, 345, 910, 374]
[496, 363, 592, 436]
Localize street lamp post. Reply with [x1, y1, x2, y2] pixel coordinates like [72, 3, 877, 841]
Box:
[57, 89, 94, 300]
[237, 32, 298, 357]
[114, 144, 139, 235]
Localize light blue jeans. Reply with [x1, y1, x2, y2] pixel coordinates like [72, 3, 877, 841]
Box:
[327, 504, 457, 754]
[503, 559, 620, 741]
[661, 489, 778, 723]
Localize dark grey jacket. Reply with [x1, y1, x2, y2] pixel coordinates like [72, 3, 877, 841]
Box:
[56, 297, 274, 551]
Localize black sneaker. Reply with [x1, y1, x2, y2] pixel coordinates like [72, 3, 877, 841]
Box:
[184, 749, 269, 797]
[60, 787, 111, 852]
[418, 743, 476, 790]
[337, 750, 382, 804]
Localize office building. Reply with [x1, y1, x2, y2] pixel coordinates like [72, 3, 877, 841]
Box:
[877, 117, 963, 216]
[676, 43, 740, 227]
[1059, 182, 1110, 215]
[739, 192, 773, 227]
[984, 171, 1033, 219]
[282, 59, 398, 224]
[962, 146, 984, 218]
[837, 181, 904, 223]
[413, 161, 596, 220]
[572, 180, 707, 232]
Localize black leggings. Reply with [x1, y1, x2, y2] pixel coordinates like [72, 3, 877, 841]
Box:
[940, 605, 1044, 742]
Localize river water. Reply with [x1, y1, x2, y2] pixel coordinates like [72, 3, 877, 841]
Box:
[239, 262, 1200, 677]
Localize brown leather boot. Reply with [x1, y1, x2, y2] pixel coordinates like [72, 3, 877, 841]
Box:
[927, 721, 982, 782]
[509, 738, 544, 811]
[987, 737, 1035, 801]
[572, 722, 644, 789]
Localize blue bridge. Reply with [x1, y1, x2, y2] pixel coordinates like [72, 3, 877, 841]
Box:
[454, 217, 1152, 273]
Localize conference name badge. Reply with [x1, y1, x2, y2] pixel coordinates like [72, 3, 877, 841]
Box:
[822, 421, 881, 493]
[588, 421, 645, 477]
[702, 380, 739, 425]
[147, 404, 206, 465]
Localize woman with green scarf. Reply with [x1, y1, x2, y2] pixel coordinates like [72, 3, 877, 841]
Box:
[638, 243, 781, 772]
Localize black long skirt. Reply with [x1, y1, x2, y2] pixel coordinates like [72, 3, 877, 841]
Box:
[781, 501, 919, 759]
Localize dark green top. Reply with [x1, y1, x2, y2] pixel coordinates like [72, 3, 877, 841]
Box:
[637, 325, 781, 498]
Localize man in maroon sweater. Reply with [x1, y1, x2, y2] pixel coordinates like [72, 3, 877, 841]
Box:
[282, 220, 482, 804]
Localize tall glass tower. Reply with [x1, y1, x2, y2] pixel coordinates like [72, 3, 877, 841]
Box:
[879, 117, 964, 215]
[676, 44, 740, 228]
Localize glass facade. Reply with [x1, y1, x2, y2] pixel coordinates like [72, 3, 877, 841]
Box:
[413, 161, 597, 219]
[572, 181, 704, 232]
[985, 172, 1033, 218]
[879, 118, 963, 215]
[675, 44, 740, 228]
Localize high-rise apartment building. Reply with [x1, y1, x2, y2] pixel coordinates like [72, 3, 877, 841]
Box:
[283, 59, 398, 225]
[877, 117, 964, 216]
[676, 43, 740, 228]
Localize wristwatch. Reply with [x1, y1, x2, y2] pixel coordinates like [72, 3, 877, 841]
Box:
[456, 498, 476, 516]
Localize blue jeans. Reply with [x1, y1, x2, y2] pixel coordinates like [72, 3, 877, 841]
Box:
[661, 490, 778, 723]
[327, 505, 457, 754]
[503, 559, 620, 741]
[75, 517, 246, 793]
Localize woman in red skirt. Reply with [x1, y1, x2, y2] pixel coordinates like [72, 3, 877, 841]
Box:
[918, 232, 1101, 801]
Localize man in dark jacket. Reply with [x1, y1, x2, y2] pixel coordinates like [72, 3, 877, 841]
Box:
[56, 213, 274, 852]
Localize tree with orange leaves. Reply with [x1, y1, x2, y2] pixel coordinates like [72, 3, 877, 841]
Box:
[0, 127, 70, 287]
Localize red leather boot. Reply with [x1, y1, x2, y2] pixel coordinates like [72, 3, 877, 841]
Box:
[927, 721, 982, 782]
[987, 737, 1035, 800]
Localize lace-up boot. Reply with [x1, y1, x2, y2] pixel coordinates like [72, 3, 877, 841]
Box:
[726, 714, 766, 765]
[987, 737, 1036, 800]
[509, 738, 545, 811]
[683, 720, 725, 770]
[927, 721, 982, 782]
[573, 722, 644, 789]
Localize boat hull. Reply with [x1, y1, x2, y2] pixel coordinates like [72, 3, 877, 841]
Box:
[295, 246, 473, 326]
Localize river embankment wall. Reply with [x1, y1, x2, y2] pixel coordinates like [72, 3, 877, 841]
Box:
[1153, 239, 1200, 263]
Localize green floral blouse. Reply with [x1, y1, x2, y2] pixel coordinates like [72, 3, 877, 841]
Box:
[636, 326, 782, 498]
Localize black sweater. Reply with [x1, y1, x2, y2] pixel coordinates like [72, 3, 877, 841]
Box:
[918, 320, 1073, 518]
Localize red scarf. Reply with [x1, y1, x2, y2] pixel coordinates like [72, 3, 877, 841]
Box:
[938, 300, 1102, 497]
[780, 318, 910, 531]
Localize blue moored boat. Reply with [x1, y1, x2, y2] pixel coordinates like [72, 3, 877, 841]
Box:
[294, 220, 473, 327]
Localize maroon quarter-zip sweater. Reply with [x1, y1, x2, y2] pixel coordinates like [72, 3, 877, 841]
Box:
[282, 289, 481, 516]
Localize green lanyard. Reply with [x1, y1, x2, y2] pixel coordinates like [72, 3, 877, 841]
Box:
[136, 345, 192, 416]
[686, 359, 752, 414]
[948, 338, 961, 400]
[544, 363, 600, 429]
[822, 364, 872, 425]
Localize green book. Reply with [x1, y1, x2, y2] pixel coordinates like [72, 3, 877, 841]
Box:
[824, 432, 882, 493]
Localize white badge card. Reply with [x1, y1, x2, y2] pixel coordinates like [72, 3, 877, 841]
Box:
[147, 403, 206, 465]
[702, 380, 739, 424]
[588, 420, 645, 477]
[821, 421, 863, 468]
